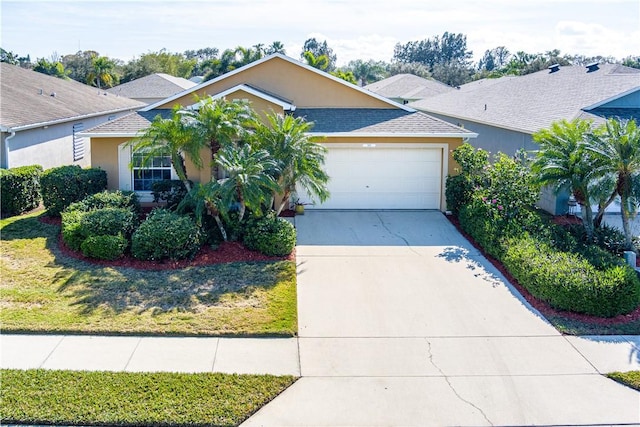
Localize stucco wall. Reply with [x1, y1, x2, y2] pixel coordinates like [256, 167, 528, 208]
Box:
[91, 137, 128, 190]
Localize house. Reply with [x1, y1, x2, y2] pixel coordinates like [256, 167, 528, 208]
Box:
[106, 73, 197, 105]
[364, 73, 454, 104]
[84, 54, 476, 211]
[0, 63, 144, 170]
[409, 63, 640, 214]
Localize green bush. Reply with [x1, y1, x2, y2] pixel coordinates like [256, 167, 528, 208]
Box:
[243, 212, 296, 257]
[61, 209, 87, 251]
[458, 200, 507, 259]
[41, 166, 107, 216]
[0, 165, 43, 216]
[80, 234, 127, 260]
[151, 179, 190, 210]
[131, 209, 201, 261]
[80, 208, 137, 239]
[503, 235, 640, 317]
[445, 174, 474, 216]
[68, 190, 140, 215]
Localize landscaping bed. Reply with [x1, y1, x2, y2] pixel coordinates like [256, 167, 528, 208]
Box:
[0, 369, 296, 427]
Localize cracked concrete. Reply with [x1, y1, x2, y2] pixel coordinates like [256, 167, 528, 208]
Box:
[242, 211, 640, 426]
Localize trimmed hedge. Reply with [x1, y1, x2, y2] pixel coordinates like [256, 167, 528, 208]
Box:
[0, 165, 43, 216]
[131, 209, 201, 261]
[151, 179, 190, 210]
[244, 212, 296, 257]
[80, 234, 127, 260]
[503, 235, 640, 317]
[41, 166, 107, 216]
[67, 190, 140, 215]
[79, 208, 137, 239]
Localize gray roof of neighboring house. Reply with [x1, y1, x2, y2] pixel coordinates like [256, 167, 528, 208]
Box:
[410, 63, 640, 134]
[293, 108, 475, 135]
[83, 110, 172, 135]
[0, 63, 144, 130]
[106, 73, 197, 99]
[364, 74, 454, 100]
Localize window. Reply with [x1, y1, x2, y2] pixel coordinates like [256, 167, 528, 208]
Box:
[131, 151, 172, 191]
[72, 123, 85, 161]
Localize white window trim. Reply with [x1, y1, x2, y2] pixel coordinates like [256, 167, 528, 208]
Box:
[118, 142, 178, 203]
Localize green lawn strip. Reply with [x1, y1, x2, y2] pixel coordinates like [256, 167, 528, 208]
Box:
[545, 315, 640, 335]
[1, 369, 296, 427]
[607, 371, 640, 391]
[1, 212, 297, 336]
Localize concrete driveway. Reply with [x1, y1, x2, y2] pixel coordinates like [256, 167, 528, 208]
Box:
[243, 211, 640, 426]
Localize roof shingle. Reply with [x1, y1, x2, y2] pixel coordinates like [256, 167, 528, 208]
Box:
[106, 73, 196, 99]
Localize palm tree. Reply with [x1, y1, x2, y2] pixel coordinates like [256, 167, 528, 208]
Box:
[532, 119, 601, 239]
[302, 51, 329, 71]
[215, 144, 280, 221]
[127, 106, 204, 192]
[585, 118, 640, 249]
[255, 113, 330, 215]
[348, 59, 387, 86]
[180, 181, 228, 241]
[266, 41, 286, 55]
[87, 56, 117, 89]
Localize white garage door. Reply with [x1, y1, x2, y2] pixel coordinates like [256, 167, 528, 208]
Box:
[299, 145, 443, 210]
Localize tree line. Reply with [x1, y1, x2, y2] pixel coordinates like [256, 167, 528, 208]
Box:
[2, 33, 638, 89]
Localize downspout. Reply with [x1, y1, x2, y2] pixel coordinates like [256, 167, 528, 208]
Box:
[1, 127, 16, 169]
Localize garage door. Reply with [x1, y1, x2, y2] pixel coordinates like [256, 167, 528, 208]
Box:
[299, 145, 443, 210]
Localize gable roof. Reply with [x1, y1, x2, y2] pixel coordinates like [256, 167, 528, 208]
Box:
[106, 73, 196, 99]
[81, 110, 172, 137]
[143, 53, 415, 112]
[410, 63, 640, 134]
[0, 63, 144, 131]
[364, 74, 454, 100]
[188, 84, 296, 111]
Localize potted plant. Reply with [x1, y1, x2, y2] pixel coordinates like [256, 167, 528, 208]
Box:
[293, 198, 310, 215]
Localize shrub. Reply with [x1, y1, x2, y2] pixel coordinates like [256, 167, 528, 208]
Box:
[41, 166, 107, 216]
[458, 200, 507, 259]
[243, 212, 296, 257]
[80, 208, 137, 239]
[68, 190, 140, 215]
[61, 209, 87, 251]
[445, 143, 489, 216]
[80, 234, 127, 260]
[151, 179, 190, 210]
[503, 235, 640, 317]
[131, 209, 201, 261]
[0, 165, 43, 216]
[445, 174, 474, 216]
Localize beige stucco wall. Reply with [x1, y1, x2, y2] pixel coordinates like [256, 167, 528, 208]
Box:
[158, 57, 392, 110]
[91, 137, 127, 190]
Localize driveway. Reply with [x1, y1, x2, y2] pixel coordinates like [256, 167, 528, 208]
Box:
[243, 211, 639, 426]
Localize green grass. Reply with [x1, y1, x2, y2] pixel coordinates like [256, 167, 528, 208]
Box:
[545, 315, 640, 335]
[0, 369, 296, 426]
[607, 370, 640, 391]
[0, 212, 297, 336]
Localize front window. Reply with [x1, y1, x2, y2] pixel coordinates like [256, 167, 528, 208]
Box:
[132, 151, 172, 191]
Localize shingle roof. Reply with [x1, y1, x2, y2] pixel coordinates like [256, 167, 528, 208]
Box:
[365, 74, 453, 100]
[410, 64, 640, 134]
[106, 73, 196, 99]
[293, 108, 475, 135]
[0, 63, 144, 130]
[84, 110, 172, 135]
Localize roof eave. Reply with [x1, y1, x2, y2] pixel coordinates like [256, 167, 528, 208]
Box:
[308, 132, 477, 138]
[79, 132, 141, 137]
[2, 106, 141, 132]
[413, 107, 534, 135]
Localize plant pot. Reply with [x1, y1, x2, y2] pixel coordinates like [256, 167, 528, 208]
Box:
[295, 204, 305, 215]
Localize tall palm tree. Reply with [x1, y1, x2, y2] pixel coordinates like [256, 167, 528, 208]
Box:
[266, 41, 286, 55]
[254, 113, 330, 214]
[87, 56, 117, 89]
[127, 106, 204, 192]
[215, 144, 280, 221]
[302, 51, 329, 71]
[348, 59, 387, 86]
[586, 118, 640, 249]
[532, 119, 601, 239]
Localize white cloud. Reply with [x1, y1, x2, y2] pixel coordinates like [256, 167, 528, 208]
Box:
[554, 20, 640, 58]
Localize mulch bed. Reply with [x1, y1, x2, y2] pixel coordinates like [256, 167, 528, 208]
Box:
[40, 215, 294, 271]
[445, 214, 640, 328]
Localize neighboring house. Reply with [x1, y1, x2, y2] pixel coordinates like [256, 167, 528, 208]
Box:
[85, 54, 475, 210]
[364, 73, 454, 104]
[410, 63, 640, 214]
[106, 73, 197, 105]
[0, 63, 144, 170]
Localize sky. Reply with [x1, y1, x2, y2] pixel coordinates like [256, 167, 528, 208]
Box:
[1, 0, 639, 66]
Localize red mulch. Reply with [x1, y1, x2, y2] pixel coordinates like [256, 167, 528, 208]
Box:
[446, 214, 640, 327]
[41, 215, 293, 271]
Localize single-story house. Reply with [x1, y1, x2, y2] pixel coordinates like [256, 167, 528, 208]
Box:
[364, 73, 454, 104]
[0, 63, 144, 170]
[106, 73, 197, 105]
[84, 54, 476, 211]
[409, 63, 640, 214]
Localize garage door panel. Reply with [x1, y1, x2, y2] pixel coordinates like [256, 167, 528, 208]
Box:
[298, 146, 443, 210]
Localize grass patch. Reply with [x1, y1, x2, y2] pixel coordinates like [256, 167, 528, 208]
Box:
[0, 212, 297, 336]
[607, 370, 640, 391]
[545, 315, 640, 335]
[0, 369, 296, 426]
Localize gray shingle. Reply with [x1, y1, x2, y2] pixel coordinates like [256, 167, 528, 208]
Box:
[106, 73, 196, 99]
[85, 110, 172, 134]
[1, 63, 144, 129]
[365, 74, 453, 100]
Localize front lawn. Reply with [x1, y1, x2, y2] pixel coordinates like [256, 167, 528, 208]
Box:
[0, 369, 296, 427]
[0, 212, 297, 336]
[607, 371, 640, 391]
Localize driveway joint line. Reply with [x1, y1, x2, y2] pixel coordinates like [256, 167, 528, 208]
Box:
[122, 337, 143, 371]
[210, 338, 220, 372]
[38, 335, 66, 368]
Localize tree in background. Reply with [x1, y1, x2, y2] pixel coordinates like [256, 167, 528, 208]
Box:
[393, 32, 472, 71]
[302, 50, 330, 71]
[385, 61, 432, 79]
[122, 49, 195, 83]
[345, 59, 387, 86]
[87, 55, 118, 88]
[32, 58, 69, 79]
[301, 38, 337, 71]
[266, 41, 286, 55]
[1, 48, 31, 68]
[330, 69, 357, 84]
[477, 46, 510, 72]
[62, 50, 101, 83]
[622, 56, 640, 69]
